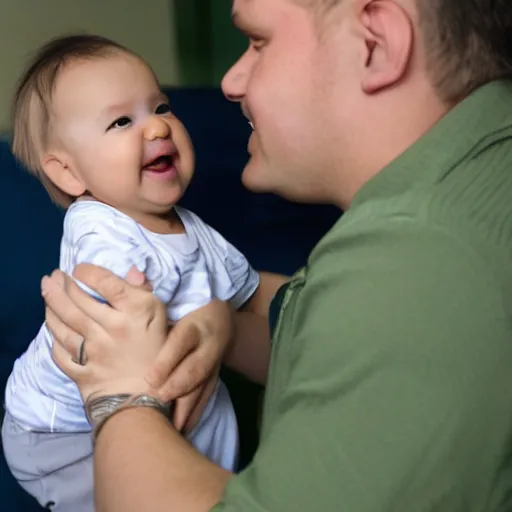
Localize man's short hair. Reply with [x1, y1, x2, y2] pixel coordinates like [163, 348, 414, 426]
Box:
[418, 0, 512, 102]
[311, 0, 512, 102]
[12, 34, 132, 207]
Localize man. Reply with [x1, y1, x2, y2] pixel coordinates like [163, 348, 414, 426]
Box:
[42, 0, 512, 510]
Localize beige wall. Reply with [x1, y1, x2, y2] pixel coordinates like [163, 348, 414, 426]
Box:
[0, 0, 179, 128]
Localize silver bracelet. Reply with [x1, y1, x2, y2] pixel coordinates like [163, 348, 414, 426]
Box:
[85, 394, 173, 442]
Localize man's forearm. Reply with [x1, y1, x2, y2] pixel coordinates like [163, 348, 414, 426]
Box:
[94, 407, 231, 512]
[224, 272, 287, 384]
[245, 272, 289, 317]
[224, 311, 270, 384]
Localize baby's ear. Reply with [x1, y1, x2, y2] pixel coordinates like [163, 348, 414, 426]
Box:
[41, 151, 87, 197]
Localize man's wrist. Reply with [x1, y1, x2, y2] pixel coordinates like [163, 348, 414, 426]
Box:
[86, 393, 173, 442]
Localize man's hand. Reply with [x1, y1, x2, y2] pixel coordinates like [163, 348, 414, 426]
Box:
[147, 299, 234, 432]
[43, 265, 168, 404]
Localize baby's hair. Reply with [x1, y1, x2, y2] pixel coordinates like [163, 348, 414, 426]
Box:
[12, 34, 134, 207]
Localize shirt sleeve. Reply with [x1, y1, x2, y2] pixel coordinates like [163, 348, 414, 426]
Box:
[223, 239, 260, 310]
[63, 210, 178, 305]
[212, 217, 512, 511]
[176, 207, 260, 309]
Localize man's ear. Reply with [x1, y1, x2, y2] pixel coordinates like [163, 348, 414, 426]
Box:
[357, 0, 413, 94]
[41, 152, 87, 197]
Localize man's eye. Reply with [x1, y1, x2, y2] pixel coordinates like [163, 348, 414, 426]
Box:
[155, 103, 171, 115]
[107, 116, 132, 130]
[250, 38, 266, 51]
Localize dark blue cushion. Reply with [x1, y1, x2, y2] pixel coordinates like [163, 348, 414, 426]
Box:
[0, 143, 63, 511]
[0, 88, 340, 509]
[169, 88, 340, 272]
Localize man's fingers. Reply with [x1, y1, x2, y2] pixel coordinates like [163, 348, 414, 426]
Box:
[42, 273, 95, 339]
[125, 266, 152, 291]
[156, 348, 213, 400]
[51, 328, 88, 381]
[73, 264, 153, 314]
[46, 308, 85, 360]
[146, 323, 200, 389]
[173, 373, 220, 435]
[172, 389, 202, 432]
[63, 273, 128, 332]
[47, 268, 66, 287]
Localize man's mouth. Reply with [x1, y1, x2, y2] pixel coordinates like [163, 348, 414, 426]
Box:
[241, 103, 254, 130]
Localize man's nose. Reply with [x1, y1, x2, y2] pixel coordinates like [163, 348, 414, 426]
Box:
[222, 54, 250, 103]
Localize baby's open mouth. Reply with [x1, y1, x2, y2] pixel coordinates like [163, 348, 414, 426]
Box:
[143, 155, 173, 171]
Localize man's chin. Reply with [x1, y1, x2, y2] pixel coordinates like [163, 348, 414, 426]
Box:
[240, 163, 271, 194]
[242, 162, 330, 204]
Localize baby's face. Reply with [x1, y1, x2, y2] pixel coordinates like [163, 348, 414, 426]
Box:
[48, 51, 195, 217]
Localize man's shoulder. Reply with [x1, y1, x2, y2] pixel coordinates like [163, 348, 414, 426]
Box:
[313, 184, 512, 280]
[310, 202, 467, 273]
[296, 202, 511, 350]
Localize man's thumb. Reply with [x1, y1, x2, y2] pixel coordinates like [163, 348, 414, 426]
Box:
[125, 266, 152, 291]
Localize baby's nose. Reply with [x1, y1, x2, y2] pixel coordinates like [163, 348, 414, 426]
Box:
[143, 116, 171, 140]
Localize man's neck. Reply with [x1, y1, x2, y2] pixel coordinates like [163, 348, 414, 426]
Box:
[337, 86, 451, 210]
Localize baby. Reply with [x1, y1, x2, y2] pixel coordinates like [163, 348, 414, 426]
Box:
[2, 34, 262, 511]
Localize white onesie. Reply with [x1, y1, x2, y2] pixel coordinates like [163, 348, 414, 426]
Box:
[5, 200, 260, 471]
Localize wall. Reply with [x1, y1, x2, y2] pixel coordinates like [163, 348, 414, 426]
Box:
[174, 0, 247, 86]
[210, 0, 247, 85]
[0, 0, 179, 128]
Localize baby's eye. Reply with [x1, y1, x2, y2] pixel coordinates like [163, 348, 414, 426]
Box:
[155, 103, 171, 115]
[107, 116, 132, 130]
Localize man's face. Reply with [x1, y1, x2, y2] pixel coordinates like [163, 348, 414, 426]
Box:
[222, 0, 360, 204]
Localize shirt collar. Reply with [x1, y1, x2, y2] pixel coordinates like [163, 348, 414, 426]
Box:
[352, 80, 512, 207]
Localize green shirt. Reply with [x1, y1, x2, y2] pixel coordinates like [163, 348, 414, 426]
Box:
[214, 80, 512, 511]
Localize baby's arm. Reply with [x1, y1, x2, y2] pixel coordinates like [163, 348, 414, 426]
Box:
[64, 208, 175, 307]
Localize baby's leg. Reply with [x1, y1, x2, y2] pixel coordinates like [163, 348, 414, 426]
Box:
[2, 412, 94, 512]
